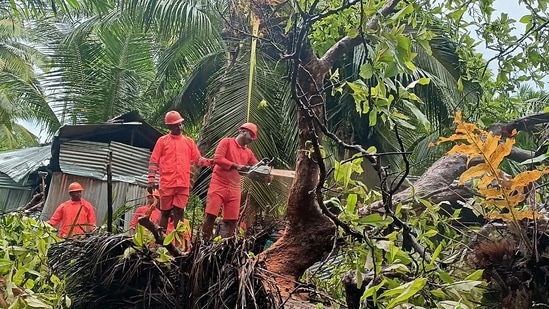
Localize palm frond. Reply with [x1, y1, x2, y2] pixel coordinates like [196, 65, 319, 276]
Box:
[48, 234, 280, 308]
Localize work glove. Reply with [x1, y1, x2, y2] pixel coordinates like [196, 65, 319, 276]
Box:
[147, 182, 155, 194]
[203, 158, 214, 167]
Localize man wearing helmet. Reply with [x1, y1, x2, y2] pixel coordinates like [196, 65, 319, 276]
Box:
[48, 182, 97, 238]
[201, 122, 260, 240]
[148, 110, 213, 240]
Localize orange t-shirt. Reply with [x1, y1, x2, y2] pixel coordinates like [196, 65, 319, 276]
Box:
[211, 138, 258, 188]
[148, 133, 201, 189]
[129, 205, 162, 228]
[48, 198, 96, 238]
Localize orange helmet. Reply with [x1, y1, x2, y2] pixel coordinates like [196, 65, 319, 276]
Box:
[239, 122, 258, 140]
[147, 189, 160, 197]
[68, 182, 84, 192]
[165, 111, 184, 125]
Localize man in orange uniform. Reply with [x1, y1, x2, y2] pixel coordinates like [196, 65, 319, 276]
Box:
[148, 110, 212, 237]
[201, 123, 260, 240]
[129, 189, 162, 235]
[128, 189, 192, 251]
[48, 182, 97, 238]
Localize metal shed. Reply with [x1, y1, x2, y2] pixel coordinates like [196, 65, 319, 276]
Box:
[42, 111, 163, 230]
[0, 145, 51, 211]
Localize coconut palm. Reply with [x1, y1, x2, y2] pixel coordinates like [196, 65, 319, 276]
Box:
[0, 7, 60, 149]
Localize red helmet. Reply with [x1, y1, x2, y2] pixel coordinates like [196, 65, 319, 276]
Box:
[68, 182, 84, 192]
[239, 122, 258, 140]
[165, 111, 184, 125]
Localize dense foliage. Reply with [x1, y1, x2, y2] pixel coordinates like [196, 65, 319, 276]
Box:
[2, 0, 549, 308]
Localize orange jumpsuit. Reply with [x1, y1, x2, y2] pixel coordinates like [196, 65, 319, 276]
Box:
[129, 205, 162, 228]
[48, 199, 96, 238]
[129, 205, 193, 251]
[206, 138, 258, 220]
[148, 133, 202, 210]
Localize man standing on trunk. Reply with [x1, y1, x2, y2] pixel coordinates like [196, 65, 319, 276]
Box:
[201, 123, 260, 240]
[48, 182, 97, 238]
[148, 110, 212, 238]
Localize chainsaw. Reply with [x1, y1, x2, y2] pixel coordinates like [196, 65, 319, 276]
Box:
[239, 158, 295, 181]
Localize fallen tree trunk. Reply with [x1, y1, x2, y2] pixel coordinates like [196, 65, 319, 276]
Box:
[359, 146, 536, 217]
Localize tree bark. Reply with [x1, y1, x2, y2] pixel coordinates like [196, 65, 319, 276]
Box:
[258, 57, 336, 296]
[258, 0, 401, 297]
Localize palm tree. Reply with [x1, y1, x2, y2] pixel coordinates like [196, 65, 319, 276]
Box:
[0, 7, 60, 149]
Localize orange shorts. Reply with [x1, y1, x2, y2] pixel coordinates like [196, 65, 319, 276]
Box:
[159, 187, 190, 210]
[205, 186, 241, 220]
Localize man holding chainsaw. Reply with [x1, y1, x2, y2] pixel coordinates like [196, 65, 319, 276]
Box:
[148, 110, 213, 240]
[201, 122, 260, 240]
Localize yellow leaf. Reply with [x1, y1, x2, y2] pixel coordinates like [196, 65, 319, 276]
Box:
[459, 163, 489, 184]
[481, 133, 500, 160]
[477, 187, 501, 198]
[438, 134, 469, 144]
[454, 111, 462, 123]
[488, 138, 515, 167]
[509, 169, 549, 188]
[503, 193, 526, 207]
[485, 210, 543, 222]
[447, 144, 480, 156]
[478, 174, 498, 189]
[482, 193, 525, 208]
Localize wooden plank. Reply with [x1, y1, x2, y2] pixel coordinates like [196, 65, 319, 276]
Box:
[270, 168, 295, 179]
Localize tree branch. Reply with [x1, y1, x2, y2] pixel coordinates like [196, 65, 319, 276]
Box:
[487, 112, 549, 137]
[318, 0, 399, 71]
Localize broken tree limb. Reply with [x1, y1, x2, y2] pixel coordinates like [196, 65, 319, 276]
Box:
[137, 217, 182, 257]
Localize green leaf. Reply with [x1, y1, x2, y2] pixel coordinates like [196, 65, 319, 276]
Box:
[519, 15, 532, 24]
[464, 269, 483, 281]
[0, 258, 13, 273]
[430, 288, 447, 299]
[437, 300, 470, 309]
[360, 63, 374, 79]
[406, 77, 431, 89]
[362, 278, 387, 299]
[437, 270, 455, 284]
[366, 146, 377, 154]
[402, 100, 430, 131]
[380, 278, 427, 309]
[430, 243, 443, 266]
[358, 213, 394, 227]
[346, 193, 358, 213]
[390, 3, 414, 21]
[444, 280, 483, 293]
[164, 231, 175, 246]
[457, 77, 464, 91]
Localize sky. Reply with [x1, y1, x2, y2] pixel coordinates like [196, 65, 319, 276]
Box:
[20, 0, 532, 143]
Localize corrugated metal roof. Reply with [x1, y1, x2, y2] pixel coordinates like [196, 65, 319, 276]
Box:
[58, 140, 156, 185]
[59, 140, 109, 179]
[0, 187, 32, 212]
[110, 141, 155, 185]
[0, 145, 51, 184]
[54, 111, 162, 151]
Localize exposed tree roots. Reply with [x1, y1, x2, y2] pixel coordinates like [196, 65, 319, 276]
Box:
[47, 234, 281, 309]
[467, 221, 549, 308]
